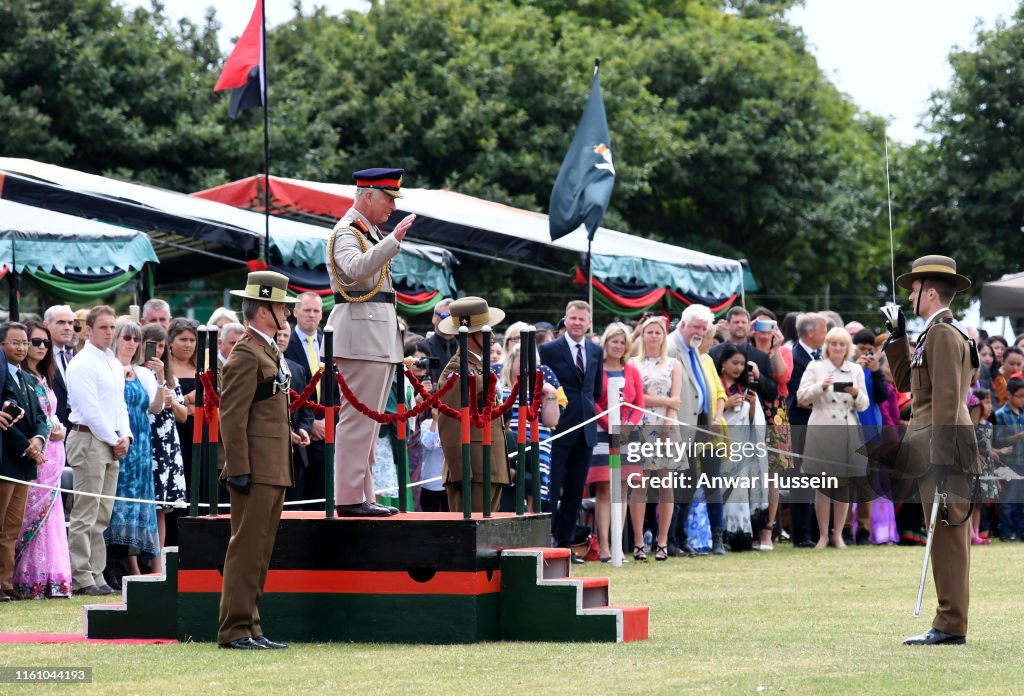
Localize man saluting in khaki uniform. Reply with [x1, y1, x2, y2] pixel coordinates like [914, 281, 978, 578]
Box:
[326, 168, 416, 517]
[883, 255, 979, 646]
[217, 271, 297, 650]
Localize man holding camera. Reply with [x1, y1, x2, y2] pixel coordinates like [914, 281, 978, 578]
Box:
[709, 307, 778, 406]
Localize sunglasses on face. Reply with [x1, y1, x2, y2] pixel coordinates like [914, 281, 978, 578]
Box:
[435, 312, 450, 320]
[122, 335, 141, 343]
[29, 338, 51, 348]
[73, 324, 82, 332]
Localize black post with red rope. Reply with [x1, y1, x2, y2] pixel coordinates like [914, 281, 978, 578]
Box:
[480, 326, 492, 518]
[458, 326, 471, 518]
[515, 330, 528, 516]
[324, 326, 335, 518]
[189, 326, 207, 517]
[396, 329, 409, 513]
[525, 326, 541, 514]
[206, 325, 219, 517]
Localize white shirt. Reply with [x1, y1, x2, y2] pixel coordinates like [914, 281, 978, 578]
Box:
[67, 341, 130, 446]
[563, 333, 587, 371]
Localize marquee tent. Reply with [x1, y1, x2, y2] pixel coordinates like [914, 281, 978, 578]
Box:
[0, 159, 457, 312]
[0, 198, 157, 308]
[980, 271, 1024, 318]
[194, 175, 747, 316]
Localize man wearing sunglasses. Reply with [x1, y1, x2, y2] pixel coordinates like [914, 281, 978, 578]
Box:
[44, 305, 77, 429]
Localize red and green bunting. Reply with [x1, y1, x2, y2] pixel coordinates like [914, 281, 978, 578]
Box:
[574, 267, 736, 317]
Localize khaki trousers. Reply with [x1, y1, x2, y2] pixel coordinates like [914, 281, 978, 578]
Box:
[333, 357, 395, 506]
[217, 483, 285, 644]
[0, 479, 29, 591]
[446, 483, 502, 515]
[920, 472, 972, 636]
[66, 430, 120, 590]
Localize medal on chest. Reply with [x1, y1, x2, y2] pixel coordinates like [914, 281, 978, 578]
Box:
[910, 340, 926, 368]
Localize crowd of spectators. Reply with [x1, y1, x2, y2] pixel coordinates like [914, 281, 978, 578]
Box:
[1, 293, 1023, 604]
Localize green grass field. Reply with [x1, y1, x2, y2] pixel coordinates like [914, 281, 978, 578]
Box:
[1, 542, 1018, 695]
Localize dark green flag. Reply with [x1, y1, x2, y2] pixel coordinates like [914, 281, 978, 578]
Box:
[549, 64, 615, 241]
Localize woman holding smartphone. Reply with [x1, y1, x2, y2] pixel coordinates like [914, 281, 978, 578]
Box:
[796, 327, 869, 549]
[141, 324, 187, 574]
[714, 343, 768, 551]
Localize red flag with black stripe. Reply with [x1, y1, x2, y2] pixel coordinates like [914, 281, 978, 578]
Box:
[214, 0, 264, 118]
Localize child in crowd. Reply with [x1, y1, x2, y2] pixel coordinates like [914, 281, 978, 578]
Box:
[994, 378, 1024, 542]
[970, 388, 1010, 545]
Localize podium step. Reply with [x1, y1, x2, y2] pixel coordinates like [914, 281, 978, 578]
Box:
[84, 548, 178, 640]
[499, 549, 649, 643]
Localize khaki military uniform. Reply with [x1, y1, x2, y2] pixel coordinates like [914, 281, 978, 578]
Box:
[437, 352, 510, 513]
[217, 331, 293, 644]
[885, 309, 979, 637]
[325, 208, 403, 506]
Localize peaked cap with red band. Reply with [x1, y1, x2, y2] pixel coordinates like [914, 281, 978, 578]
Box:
[353, 168, 404, 198]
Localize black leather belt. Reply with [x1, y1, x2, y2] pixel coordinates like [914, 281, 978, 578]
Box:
[333, 290, 395, 304]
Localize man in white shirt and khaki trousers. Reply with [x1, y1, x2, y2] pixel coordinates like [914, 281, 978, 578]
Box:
[66, 306, 131, 596]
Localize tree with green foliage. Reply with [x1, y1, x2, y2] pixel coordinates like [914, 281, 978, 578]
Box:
[898, 7, 1024, 306]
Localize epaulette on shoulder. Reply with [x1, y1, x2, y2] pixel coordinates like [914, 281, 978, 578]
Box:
[351, 218, 370, 234]
[939, 317, 970, 339]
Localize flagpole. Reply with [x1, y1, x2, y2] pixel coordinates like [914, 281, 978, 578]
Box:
[588, 58, 599, 311]
[261, 0, 270, 263]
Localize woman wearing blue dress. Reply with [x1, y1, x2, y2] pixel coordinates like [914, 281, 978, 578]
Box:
[104, 320, 163, 578]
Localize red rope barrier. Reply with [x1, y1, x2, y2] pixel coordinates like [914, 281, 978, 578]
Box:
[199, 370, 219, 419]
[289, 368, 323, 414]
[335, 367, 458, 423]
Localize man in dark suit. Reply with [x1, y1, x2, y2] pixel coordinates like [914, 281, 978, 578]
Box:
[283, 292, 331, 510]
[0, 322, 48, 601]
[43, 305, 77, 429]
[218, 271, 297, 650]
[785, 312, 827, 548]
[538, 300, 603, 562]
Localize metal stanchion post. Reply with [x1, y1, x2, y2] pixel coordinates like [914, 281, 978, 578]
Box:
[525, 327, 540, 514]
[480, 326, 492, 517]
[608, 376, 626, 567]
[396, 329, 409, 513]
[189, 326, 207, 517]
[206, 326, 219, 517]
[459, 326, 472, 518]
[324, 326, 335, 518]
[515, 329, 528, 516]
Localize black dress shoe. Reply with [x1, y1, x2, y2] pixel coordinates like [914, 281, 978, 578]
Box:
[252, 635, 288, 649]
[570, 552, 586, 565]
[335, 502, 392, 517]
[0, 593, 10, 602]
[903, 627, 966, 646]
[219, 637, 268, 650]
[97, 584, 118, 595]
[795, 539, 817, 549]
[73, 585, 106, 597]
